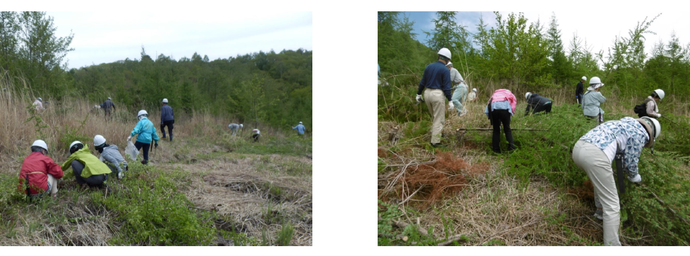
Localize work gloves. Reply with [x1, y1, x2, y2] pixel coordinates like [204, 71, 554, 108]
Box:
[416, 94, 423, 102]
[657, 114, 662, 118]
[448, 101, 454, 110]
[629, 174, 642, 183]
[127, 136, 132, 141]
[155, 142, 158, 148]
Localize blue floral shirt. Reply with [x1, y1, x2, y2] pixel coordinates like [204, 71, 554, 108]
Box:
[579, 117, 649, 178]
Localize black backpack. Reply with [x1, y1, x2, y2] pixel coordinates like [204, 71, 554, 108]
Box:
[633, 98, 653, 117]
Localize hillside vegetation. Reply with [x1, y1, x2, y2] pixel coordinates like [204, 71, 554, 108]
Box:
[378, 11, 690, 246]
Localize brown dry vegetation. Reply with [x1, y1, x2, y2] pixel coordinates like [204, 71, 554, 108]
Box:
[0, 91, 311, 245]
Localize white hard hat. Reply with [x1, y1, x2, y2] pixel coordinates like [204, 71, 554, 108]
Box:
[69, 141, 83, 150]
[108, 97, 111, 100]
[162, 98, 168, 103]
[32, 140, 48, 151]
[582, 76, 587, 81]
[525, 92, 532, 100]
[641, 116, 661, 139]
[240, 124, 243, 128]
[653, 89, 665, 100]
[299, 121, 303, 124]
[94, 135, 106, 147]
[37, 97, 42, 102]
[472, 88, 477, 92]
[437, 48, 451, 60]
[138, 110, 148, 117]
[446, 62, 453, 67]
[589, 77, 603, 86]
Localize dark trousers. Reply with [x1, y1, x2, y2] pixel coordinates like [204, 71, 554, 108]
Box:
[490, 109, 515, 153]
[72, 160, 107, 187]
[577, 94, 583, 105]
[252, 134, 260, 142]
[161, 120, 174, 140]
[534, 103, 552, 114]
[134, 141, 151, 162]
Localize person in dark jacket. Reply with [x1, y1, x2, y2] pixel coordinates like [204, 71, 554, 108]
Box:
[101, 97, 116, 120]
[160, 98, 174, 141]
[524, 92, 553, 116]
[576, 76, 586, 106]
[17, 140, 64, 199]
[415, 48, 453, 147]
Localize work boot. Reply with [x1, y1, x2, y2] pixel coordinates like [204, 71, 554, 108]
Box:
[594, 208, 603, 220]
[141, 160, 148, 165]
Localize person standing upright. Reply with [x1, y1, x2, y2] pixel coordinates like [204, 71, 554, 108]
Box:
[128, 110, 159, 165]
[576, 76, 586, 106]
[448, 62, 468, 116]
[582, 77, 606, 124]
[160, 98, 174, 142]
[101, 97, 116, 120]
[292, 121, 306, 136]
[416, 48, 453, 147]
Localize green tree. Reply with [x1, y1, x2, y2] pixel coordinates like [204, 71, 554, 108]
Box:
[545, 12, 571, 85]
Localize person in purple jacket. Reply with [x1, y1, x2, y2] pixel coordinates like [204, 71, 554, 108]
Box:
[160, 98, 174, 142]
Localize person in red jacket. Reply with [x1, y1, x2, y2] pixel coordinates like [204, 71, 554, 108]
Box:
[17, 140, 64, 199]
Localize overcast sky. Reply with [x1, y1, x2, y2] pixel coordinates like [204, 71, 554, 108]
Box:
[45, 11, 312, 69]
[403, 11, 687, 67]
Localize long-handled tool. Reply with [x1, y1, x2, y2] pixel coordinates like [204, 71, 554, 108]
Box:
[615, 152, 625, 195]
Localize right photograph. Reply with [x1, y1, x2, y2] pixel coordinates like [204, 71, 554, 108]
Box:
[377, 11, 690, 246]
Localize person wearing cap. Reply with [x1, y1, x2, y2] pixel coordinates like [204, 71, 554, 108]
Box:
[252, 129, 261, 142]
[160, 98, 174, 141]
[576, 76, 586, 106]
[447, 62, 468, 116]
[61, 141, 112, 188]
[582, 77, 606, 124]
[32, 97, 44, 111]
[18, 140, 64, 199]
[467, 88, 478, 102]
[93, 135, 128, 180]
[416, 48, 453, 147]
[484, 89, 518, 153]
[101, 97, 116, 120]
[639, 89, 665, 118]
[524, 92, 553, 116]
[128, 110, 159, 165]
[572, 116, 660, 246]
[228, 123, 243, 136]
[292, 121, 306, 136]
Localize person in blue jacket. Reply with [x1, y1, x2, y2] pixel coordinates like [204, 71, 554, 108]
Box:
[160, 98, 174, 141]
[292, 121, 306, 136]
[127, 110, 159, 165]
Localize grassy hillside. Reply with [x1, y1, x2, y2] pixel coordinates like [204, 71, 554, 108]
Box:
[0, 91, 312, 245]
[378, 79, 690, 245]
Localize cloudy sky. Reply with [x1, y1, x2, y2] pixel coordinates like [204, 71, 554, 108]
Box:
[403, 11, 687, 66]
[45, 11, 312, 69]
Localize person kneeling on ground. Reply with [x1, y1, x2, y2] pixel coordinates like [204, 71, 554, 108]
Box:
[571, 116, 660, 246]
[252, 129, 260, 142]
[485, 89, 517, 153]
[128, 110, 159, 165]
[18, 140, 64, 200]
[524, 92, 553, 116]
[94, 135, 128, 180]
[61, 141, 112, 188]
[636, 89, 664, 118]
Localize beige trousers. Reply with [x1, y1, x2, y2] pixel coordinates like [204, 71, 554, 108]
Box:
[572, 140, 621, 246]
[47, 174, 58, 196]
[424, 89, 446, 144]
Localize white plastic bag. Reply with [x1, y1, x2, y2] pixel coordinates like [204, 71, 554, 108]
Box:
[125, 141, 139, 161]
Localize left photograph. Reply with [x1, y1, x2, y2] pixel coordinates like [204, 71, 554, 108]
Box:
[0, 11, 312, 245]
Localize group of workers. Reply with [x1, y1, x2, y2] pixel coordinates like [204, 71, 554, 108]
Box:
[414, 47, 667, 246]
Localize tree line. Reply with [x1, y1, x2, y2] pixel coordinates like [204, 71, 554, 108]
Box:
[379, 11, 690, 99]
[1, 11, 311, 130]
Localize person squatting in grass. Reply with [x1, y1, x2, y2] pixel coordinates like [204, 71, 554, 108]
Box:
[524, 92, 553, 116]
[61, 141, 112, 188]
[571, 116, 661, 246]
[292, 121, 306, 136]
[636, 89, 665, 118]
[17, 140, 64, 200]
[252, 129, 261, 142]
[416, 48, 453, 147]
[160, 98, 174, 141]
[94, 135, 128, 180]
[128, 110, 159, 165]
[484, 89, 517, 153]
[228, 123, 243, 136]
[582, 77, 606, 124]
[447, 62, 468, 116]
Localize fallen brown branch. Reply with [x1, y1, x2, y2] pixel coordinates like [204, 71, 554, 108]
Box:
[438, 234, 471, 246]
